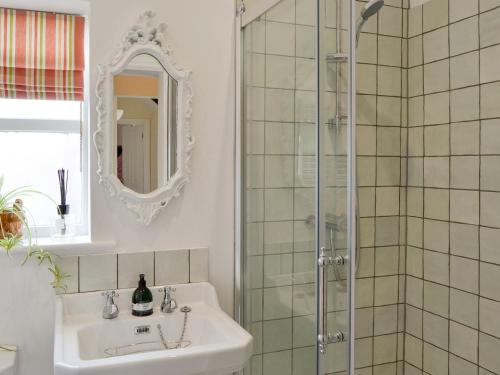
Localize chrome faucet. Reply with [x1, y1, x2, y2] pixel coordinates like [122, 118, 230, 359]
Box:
[158, 287, 177, 313]
[102, 290, 119, 319]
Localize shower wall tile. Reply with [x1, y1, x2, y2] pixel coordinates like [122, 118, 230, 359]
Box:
[295, 25, 315, 58]
[480, 6, 500, 48]
[449, 0, 478, 22]
[479, 298, 500, 338]
[450, 156, 480, 190]
[424, 124, 449, 156]
[481, 192, 500, 227]
[295, 0, 315, 25]
[422, 0, 448, 32]
[451, 121, 480, 155]
[423, 59, 449, 94]
[480, 262, 500, 301]
[481, 81, 500, 119]
[481, 119, 500, 154]
[450, 51, 479, 89]
[378, 35, 403, 66]
[408, 5, 423, 38]
[265, 55, 295, 89]
[450, 256, 479, 294]
[264, 89, 295, 122]
[266, 21, 295, 56]
[423, 311, 448, 349]
[423, 219, 449, 252]
[423, 156, 449, 188]
[423, 188, 449, 220]
[450, 354, 479, 375]
[423, 281, 448, 316]
[423, 343, 448, 374]
[481, 156, 500, 191]
[451, 86, 480, 122]
[407, 6, 500, 372]
[450, 223, 479, 259]
[408, 66, 423, 96]
[377, 66, 401, 97]
[423, 92, 449, 125]
[479, 333, 500, 374]
[423, 26, 449, 63]
[450, 288, 479, 328]
[379, 6, 403, 36]
[378, 96, 402, 126]
[356, 33, 376, 64]
[450, 16, 479, 56]
[481, 44, 500, 83]
[480, 226, 500, 264]
[481, 0, 500, 12]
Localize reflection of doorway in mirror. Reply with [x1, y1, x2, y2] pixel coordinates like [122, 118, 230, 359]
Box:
[116, 96, 159, 192]
[117, 119, 150, 194]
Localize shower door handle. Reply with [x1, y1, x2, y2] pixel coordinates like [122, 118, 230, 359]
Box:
[318, 247, 329, 354]
[318, 247, 346, 354]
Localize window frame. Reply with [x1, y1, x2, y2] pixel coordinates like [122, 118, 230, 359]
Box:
[0, 107, 89, 238]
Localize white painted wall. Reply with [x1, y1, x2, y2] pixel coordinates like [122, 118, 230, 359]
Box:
[0, 1, 237, 374]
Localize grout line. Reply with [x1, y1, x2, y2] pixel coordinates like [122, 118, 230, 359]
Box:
[419, 3, 425, 371]
[447, 1, 452, 371]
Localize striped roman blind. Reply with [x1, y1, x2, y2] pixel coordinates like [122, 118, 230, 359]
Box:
[0, 8, 85, 101]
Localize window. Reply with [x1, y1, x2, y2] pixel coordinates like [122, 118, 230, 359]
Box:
[0, 8, 87, 238]
[0, 99, 85, 236]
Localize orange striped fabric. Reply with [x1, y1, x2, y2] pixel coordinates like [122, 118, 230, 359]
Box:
[0, 8, 85, 101]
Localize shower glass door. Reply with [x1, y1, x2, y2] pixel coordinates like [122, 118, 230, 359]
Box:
[317, 0, 355, 373]
[240, 0, 355, 373]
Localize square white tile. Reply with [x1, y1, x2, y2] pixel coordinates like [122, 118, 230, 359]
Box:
[155, 249, 189, 285]
[189, 248, 209, 283]
[79, 254, 117, 293]
[117, 252, 154, 289]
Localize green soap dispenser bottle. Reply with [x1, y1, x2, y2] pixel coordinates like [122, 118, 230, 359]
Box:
[132, 274, 153, 316]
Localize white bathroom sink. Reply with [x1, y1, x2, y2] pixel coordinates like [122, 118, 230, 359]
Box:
[0, 346, 16, 375]
[54, 282, 252, 375]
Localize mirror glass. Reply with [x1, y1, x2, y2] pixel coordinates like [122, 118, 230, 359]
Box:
[113, 54, 178, 194]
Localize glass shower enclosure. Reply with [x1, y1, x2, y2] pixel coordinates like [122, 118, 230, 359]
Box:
[238, 0, 357, 373]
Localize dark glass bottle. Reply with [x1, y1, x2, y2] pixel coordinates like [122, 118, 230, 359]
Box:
[131, 274, 153, 316]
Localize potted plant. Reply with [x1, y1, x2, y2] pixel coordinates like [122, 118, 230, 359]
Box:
[0, 176, 70, 290]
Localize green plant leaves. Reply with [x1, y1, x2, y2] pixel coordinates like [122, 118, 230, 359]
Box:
[0, 176, 69, 291]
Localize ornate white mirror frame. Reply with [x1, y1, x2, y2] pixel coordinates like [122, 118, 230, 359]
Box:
[94, 11, 193, 225]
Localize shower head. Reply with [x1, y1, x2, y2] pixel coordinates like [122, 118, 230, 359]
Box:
[361, 0, 385, 20]
[356, 0, 384, 47]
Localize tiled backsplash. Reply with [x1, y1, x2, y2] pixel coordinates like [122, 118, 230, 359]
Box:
[57, 248, 209, 294]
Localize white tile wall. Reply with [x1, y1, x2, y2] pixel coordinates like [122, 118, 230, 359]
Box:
[57, 248, 209, 294]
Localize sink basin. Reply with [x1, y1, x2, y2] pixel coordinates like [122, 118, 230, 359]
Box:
[54, 282, 252, 375]
[0, 346, 16, 375]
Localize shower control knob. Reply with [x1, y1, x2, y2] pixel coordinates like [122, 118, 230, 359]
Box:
[328, 330, 345, 344]
[333, 255, 346, 266]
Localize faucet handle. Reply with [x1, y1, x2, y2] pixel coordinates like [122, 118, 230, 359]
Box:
[102, 290, 119, 319]
[158, 286, 176, 294]
[158, 286, 177, 313]
[102, 290, 119, 298]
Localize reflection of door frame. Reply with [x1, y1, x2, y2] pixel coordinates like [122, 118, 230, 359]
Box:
[157, 71, 170, 185]
[117, 118, 151, 193]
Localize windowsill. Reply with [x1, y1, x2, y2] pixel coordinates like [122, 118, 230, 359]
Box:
[3, 236, 116, 257]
